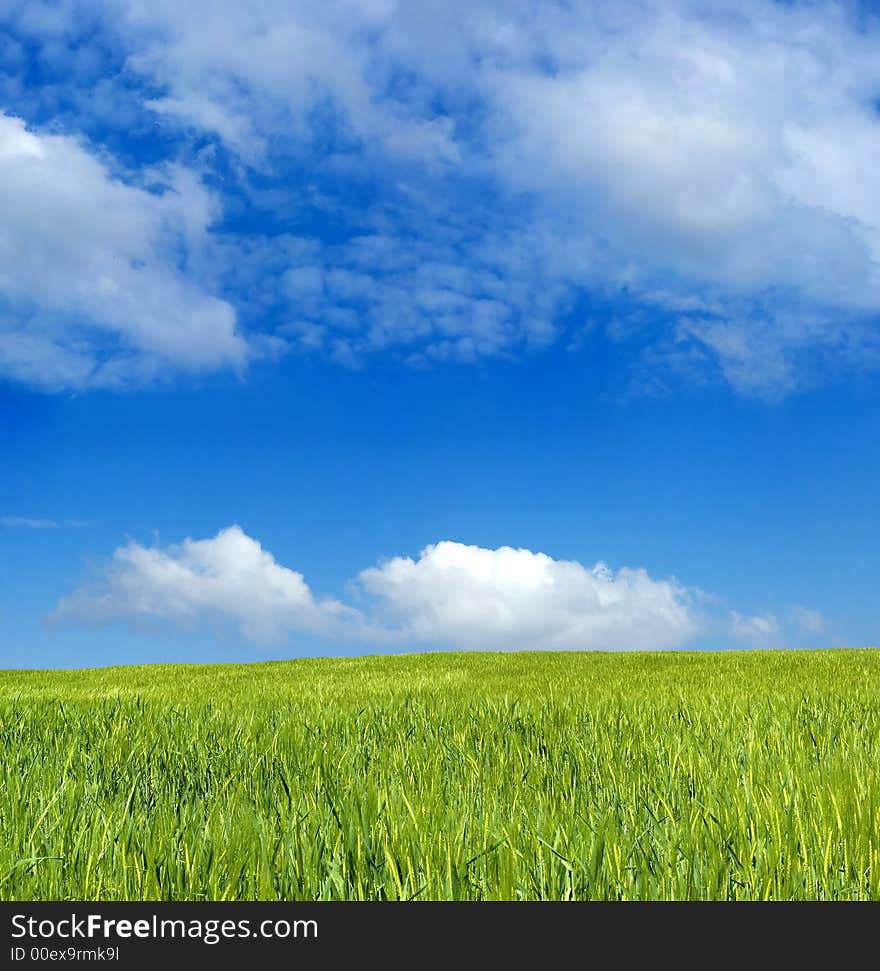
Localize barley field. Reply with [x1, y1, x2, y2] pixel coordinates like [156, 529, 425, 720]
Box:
[2, 649, 879, 900]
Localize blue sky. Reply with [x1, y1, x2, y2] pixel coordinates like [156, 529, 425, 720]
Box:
[2, 0, 880, 667]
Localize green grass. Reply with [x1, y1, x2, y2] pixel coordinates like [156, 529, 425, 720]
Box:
[2, 649, 880, 900]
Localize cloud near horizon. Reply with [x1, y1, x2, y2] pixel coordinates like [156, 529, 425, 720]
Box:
[53, 526, 356, 642]
[357, 541, 700, 650]
[52, 525, 820, 652]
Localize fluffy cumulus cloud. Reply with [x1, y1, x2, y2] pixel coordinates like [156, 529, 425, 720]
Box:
[5, 0, 880, 393]
[0, 112, 251, 389]
[357, 541, 700, 650]
[55, 527, 704, 650]
[53, 525, 356, 642]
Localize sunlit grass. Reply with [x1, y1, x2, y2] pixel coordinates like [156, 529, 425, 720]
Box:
[2, 649, 879, 900]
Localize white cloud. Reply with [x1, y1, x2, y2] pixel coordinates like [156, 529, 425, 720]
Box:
[1, 516, 58, 528]
[790, 605, 825, 635]
[58, 528, 837, 652]
[118, 0, 460, 167]
[53, 525, 356, 642]
[357, 541, 700, 650]
[1, 515, 97, 529]
[730, 611, 780, 646]
[272, 223, 570, 366]
[0, 112, 251, 390]
[730, 605, 830, 645]
[467, 2, 880, 395]
[490, 5, 880, 296]
[55, 528, 704, 650]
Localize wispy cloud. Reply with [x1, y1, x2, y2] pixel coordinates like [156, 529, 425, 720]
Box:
[790, 605, 826, 636]
[729, 606, 831, 647]
[1, 516, 58, 529]
[1, 516, 99, 529]
[730, 611, 781, 647]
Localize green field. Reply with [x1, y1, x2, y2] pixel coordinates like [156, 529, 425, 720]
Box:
[3, 649, 880, 900]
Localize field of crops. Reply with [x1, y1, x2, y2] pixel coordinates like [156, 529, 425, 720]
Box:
[2, 649, 880, 900]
